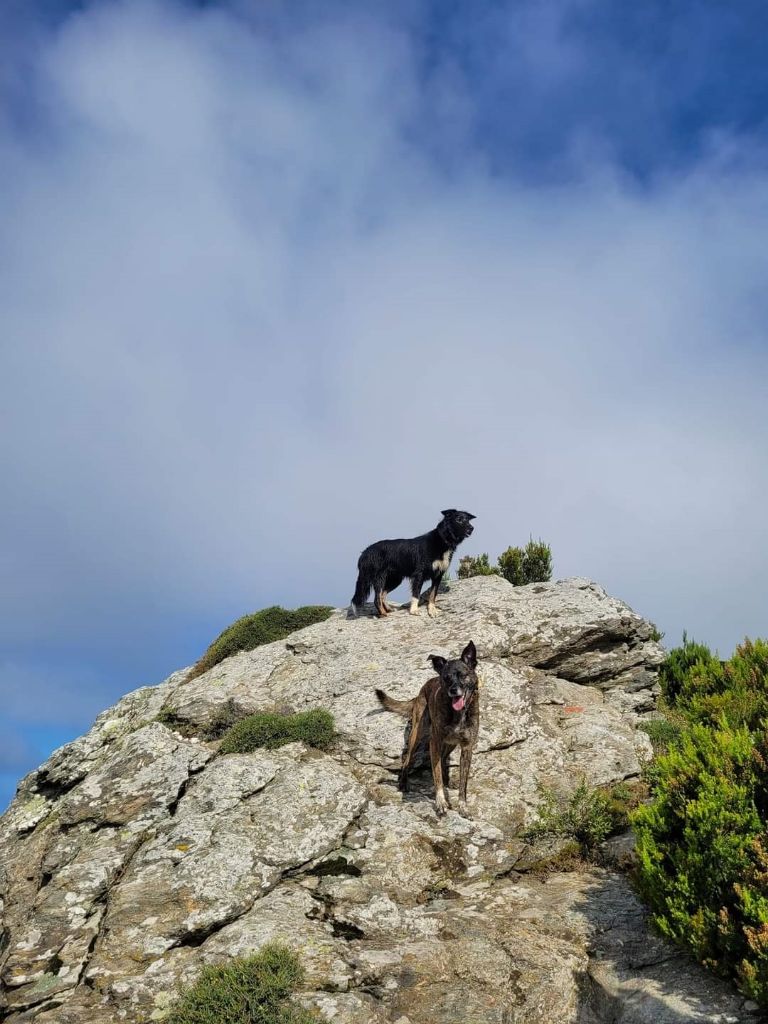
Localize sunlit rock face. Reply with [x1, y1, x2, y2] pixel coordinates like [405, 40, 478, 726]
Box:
[1, 577, 757, 1022]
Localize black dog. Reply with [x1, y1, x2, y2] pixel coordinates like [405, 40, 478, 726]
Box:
[350, 510, 476, 619]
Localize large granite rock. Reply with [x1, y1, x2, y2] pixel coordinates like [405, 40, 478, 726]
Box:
[0, 578, 758, 1023]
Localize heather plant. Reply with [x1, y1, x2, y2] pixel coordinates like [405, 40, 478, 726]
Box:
[638, 714, 683, 755]
[658, 631, 720, 705]
[496, 545, 525, 585]
[633, 724, 768, 1004]
[633, 635, 768, 1007]
[457, 553, 498, 579]
[665, 638, 768, 733]
[458, 538, 553, 585]
[525, 779, 633, 856]
[167, 944, 315, 1024]
[519, 537, 552, 584]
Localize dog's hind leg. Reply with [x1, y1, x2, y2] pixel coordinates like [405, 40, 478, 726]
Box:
[399, 697, 428, 793]
[350, 570, 370, 617]
[426, 576, 443, 618]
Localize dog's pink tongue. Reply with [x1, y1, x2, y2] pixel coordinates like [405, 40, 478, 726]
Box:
[452, 695, 465, 712]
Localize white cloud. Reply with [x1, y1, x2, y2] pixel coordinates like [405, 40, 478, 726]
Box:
[1, 0, 767, 712]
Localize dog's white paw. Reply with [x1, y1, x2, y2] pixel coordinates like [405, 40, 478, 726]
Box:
[427, 604, 440, 618]
[409, 606, 421, 616]
[435, 792, 450, 816]
[458, 800, 471, 819]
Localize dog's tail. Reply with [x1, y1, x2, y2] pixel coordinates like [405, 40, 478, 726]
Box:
[375, 688, 415, 717]
[349, 570, 370, 617]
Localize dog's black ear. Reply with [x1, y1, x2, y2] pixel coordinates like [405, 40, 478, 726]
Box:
[440, 509, 457, 518]
[429, 654, 447, 675]
[460, 641, 477, 669]
[466, 512, 477, 520]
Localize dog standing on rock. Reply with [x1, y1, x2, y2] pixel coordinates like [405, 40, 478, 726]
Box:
[376, 641, 480, 817]
[349, 509, 476, 618]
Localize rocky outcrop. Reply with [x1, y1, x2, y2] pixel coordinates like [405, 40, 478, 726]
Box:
[0, 577, 758, 1022]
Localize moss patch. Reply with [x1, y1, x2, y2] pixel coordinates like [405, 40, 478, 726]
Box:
[188, 605, 334, 680]
[218, 709, 335, 755]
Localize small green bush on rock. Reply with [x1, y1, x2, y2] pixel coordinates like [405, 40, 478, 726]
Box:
[166, 944, 315, 1024]
[496, 545, 525, 585]
[189, 606, 334, 680]
[525, 779, 634, 856]
[457, 539, 553, 585]
[457, 553, 499, 579]
[219, 709, 335, 755]
[497, 539, 553, 586]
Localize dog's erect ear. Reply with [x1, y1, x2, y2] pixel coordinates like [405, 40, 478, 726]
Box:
[466, 512, 477, 520]
[429, 655, 447, 675]
[440, 509, 457, 518]
[460, 641, 477, 669]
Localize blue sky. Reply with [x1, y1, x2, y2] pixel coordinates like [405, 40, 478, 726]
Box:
[2, 0, 768, 810]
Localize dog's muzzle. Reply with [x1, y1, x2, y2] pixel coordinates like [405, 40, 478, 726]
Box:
[450, 689, 466, 711]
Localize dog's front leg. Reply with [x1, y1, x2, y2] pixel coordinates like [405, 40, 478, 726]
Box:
[458, 744, 474, 817]
[441, 750, 452, 789]
[430, 735, 450, 815]
[409, 575, 424, 616]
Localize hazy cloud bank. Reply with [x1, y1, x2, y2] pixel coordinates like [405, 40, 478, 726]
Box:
[1, 0, 767, 803]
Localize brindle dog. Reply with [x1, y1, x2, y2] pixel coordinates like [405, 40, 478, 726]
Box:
[375, 641, 479, 816]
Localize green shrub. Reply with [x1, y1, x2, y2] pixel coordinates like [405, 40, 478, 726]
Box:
[658, 632, 719, 706]
[457, 554, 499, 579]
[638, 715, 684, 755]
[525, 779, 629, 856]
[458, 539, 553, 585]
[219, 709, 335, 755]
[166, 944, 315, 1024]
[498, 538, 552, 585]
[601, 779, 648, 824]
[189, 606, 334, 680]
[496, 545, 525, 585]
[633, 723, 768, 1004]
[661, 637, 768, 734]
[156, 706, 188, 732]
